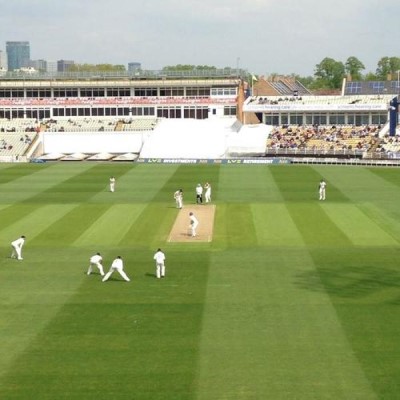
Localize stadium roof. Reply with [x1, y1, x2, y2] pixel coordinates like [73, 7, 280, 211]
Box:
[0, 68, 248, 82]
[344, 79, 400, 96]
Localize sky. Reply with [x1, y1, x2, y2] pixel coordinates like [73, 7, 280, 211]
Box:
[0, 0, 398, 76]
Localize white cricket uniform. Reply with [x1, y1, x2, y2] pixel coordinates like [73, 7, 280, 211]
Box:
[154, 250, 166, 278]
[189, 214, 199, 237]
[109, 177, 116, 192]
[174, 190, 183, 209]
[204, 183, 211, 203]
[11, 237, 25, 260]
[87, 254, 105, 276]
[319, 181, 327, 200]
[102, 257, 130, 282]
[196, 185, 203, 204]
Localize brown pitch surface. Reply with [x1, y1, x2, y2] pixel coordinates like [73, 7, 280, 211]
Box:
[168, 204, 216, 243]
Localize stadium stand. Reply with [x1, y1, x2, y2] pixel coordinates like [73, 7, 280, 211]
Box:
[265, 125, 381, 157]
[0, 71, 398, 163]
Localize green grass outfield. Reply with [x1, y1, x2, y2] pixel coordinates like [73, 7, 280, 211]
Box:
[0, 162, 400, 399]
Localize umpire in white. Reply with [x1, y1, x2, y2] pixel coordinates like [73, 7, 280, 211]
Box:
[153, 248, 166, 278]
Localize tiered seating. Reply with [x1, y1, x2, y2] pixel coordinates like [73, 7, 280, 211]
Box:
[122, 118, 159, 131]
[379, 135, 400, 154]
[247, 95, 393, 107]
[0, 119, 39, 158]
[41, 118, 160, 133]
[0, 132, 37, 156]
[266, 125, 380, 153]
[43, 118, 119, 132]
[0, 118, 40, 133]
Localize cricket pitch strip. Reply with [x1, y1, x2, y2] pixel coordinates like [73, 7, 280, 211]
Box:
[168, 204, 216, 243]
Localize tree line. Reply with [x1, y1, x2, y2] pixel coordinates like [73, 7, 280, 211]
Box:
[66, 57, 400, 90]
[294, 56, 400, 90]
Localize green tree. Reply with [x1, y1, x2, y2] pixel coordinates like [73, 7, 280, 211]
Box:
[162, 65, 217, 71]
[364, 71, 378, 81]
[295, 75, 315, 88]
[345, 56, 365, 80]
[69, 64, 126, 72]
[314, 57, 345, 89]
[376, 57, 400, 80]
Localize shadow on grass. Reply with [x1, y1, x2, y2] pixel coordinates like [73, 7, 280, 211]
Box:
[294, 265, 400, 299]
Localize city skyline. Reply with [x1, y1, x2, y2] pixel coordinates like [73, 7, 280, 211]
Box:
[0, 0, 399, 76]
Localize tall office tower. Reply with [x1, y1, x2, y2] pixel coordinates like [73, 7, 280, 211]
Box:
[57, 59, 74, 72]
[46, 61, 57, 73]
[30, 59, 47, 71]
[0, 50, 7, 70]
[128, 62, 141, 73]
[6, 41, 30, 70]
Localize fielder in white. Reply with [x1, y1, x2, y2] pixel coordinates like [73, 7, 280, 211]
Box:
[102, 256, 130, 282]
[174, 189, 183, 209]
[189, 212, 199, 237]
[153, 248, 166, 279]
[87, 252, 105, 276]
[11, 235, 25, 260]
[109, 176, 116, 192]
[319, 179, 327, 201]
[204, 182, 212, 203]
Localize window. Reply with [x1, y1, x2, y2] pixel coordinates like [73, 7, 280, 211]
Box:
[53, 88, 78, 97]
[186, 87, 210, 97]
[118, 108, 129, 116]
[346, 82, 362, 94]
[80, 88, 105, 97]
[211, 87, 237, 97]
[106, 88, 131, 97]
[289, 114, 303, 125]
[134, 88, 157, 97]
[224, 106, 237, 116]
[159, 87, 184, 96]
[370, 82, 385, 94]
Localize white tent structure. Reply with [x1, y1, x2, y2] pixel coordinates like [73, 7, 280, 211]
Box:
[139, 118, 270, 159]
[226, 124, 273, 157]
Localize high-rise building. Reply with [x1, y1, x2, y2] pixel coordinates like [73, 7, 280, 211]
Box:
[57, 59, 74, 72]
[0, 50, 7, 70]
[46, 61, 57, 74]
[128, 62, 141, 73]
[6, 41, 30, 70]
[29, 59, 47, 71]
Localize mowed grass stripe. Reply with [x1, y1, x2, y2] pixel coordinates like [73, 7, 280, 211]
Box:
[214, 203, 256, 247]
[218, 164, 283, 203]
[0, 249, 211, 399]
[0, 163, 51, 185]
[195, 249, 376, 399]
[368, 168, 400, 189]
[286, 203, 351, 247]
[0, 162, 96, 204]
[312, 165, 397, 203]
[22, 163, 125, 204]
[74, 204, 147, 247]
[251, 203, 305, 246]
[0, 204, 40, 231]
[87, 163, 178, 204]
[119, 203, 178, 247]
[270, 165, 349, 203]
[320, 203, 399, 246]
[0, 245, 100, 383]
[0, 204, 77, 247]
[358, 202, 400, 243]
[32, 204, 111, 246]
